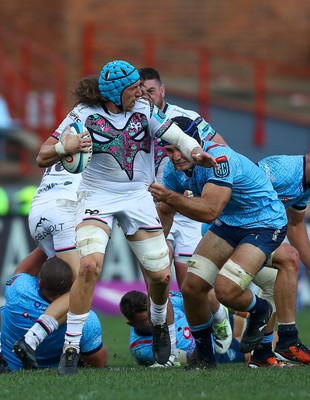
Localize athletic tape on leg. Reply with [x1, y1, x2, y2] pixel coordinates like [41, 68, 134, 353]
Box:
[253, 268, 277, 310]
[76, 225, 109, 257]
[219, 259, 254, 290]
[187, 254, 219, 286]
[128, 235, 170, 272]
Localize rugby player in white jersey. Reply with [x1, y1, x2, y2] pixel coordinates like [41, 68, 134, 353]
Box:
[26, 60, 217, 375]
[13, 163, 82, 368]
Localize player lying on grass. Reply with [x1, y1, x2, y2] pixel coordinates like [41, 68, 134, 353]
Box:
[0, 249, 108, 372]
[120, 290, 247, 367]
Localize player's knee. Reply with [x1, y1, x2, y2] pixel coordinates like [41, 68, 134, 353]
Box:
[181, 279, 196, 301]
[148, 269, 171, 287]
[129, 235, 170, 272]
[79, 258, 102, 282]
[181, 275, 208, 301]
[273, 243, 300, 273]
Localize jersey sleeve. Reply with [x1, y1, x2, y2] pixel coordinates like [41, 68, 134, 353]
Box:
[4, 273, 34, 303]
[79, 310, 103, 355]
[129, 327, 154, 366]
[195, 116, 217, 141]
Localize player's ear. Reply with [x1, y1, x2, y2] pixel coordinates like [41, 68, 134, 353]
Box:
[161, 83, 166, 97]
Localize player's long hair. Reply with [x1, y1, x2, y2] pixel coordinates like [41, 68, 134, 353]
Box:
[72, 74, 107, 108]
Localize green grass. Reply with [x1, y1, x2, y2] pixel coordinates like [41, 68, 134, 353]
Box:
[1, 310, 310, 400]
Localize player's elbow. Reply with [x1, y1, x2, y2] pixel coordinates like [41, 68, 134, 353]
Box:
[80, 346, 108, 368]
[202, 208, 220, 224]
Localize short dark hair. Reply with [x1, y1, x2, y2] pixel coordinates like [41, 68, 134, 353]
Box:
[119, 290, 147, 320]
[39, 257, 73, 296]
[138, 67, 161, 83]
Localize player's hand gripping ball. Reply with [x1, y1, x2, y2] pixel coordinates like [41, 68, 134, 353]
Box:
[60, 122, 93, 174]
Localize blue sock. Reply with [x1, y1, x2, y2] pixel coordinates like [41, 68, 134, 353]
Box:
[190, 317, 215, 362]
[246, 295, 268, 317]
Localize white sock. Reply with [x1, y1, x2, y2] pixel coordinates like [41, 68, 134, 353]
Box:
[63, 311, 89, 353]
[149, 298, 168, 325]
[25, 315, 59, 350]
[213, 303, 227, 324]
[168, 323, 178, 359]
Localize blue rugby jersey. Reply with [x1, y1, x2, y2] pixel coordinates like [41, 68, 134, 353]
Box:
[1, 273, 103, 371]
[258, 155, 310, 210]
[163, 142, 287, 229]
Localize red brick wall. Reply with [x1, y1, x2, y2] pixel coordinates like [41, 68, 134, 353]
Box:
[1, 0, 310, 63]
[1, 0, 310, 107]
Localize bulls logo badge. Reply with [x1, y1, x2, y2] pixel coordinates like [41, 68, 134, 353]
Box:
[214, 155, 230, 178]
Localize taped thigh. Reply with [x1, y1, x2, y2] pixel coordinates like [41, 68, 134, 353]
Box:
[76, 225, 109, 257]
[187, 254, 219, 286]
[218, 259, 254, 290]
[128, 235, 169, 272]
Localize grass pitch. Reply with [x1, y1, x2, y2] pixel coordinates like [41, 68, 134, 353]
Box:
[1, 310, 309, 400]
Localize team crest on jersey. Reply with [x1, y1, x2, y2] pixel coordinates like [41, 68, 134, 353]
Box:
[156, 108, 166, 120]
[214, 155, 230, 178]
[85, 113, 151, 180]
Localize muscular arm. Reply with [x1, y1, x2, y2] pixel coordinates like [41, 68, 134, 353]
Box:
[286, 207, 310, 272]
[150, 182, 231, 223]
[14, 247, 47, 276]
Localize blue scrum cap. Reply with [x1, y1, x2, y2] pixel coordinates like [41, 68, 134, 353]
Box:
[98, 60, 140, 107]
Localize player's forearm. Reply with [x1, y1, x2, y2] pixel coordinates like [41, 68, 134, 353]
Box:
[161, 123, 201, 161]
[36, 140, 61, 167]
[162, 191, 217, 224]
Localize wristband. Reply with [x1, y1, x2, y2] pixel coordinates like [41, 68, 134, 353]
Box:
[55, 141, 66, 156]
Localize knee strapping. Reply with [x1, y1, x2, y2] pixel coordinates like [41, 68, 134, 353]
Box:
[219, 259, 254, 290]
[253, 267, 277, 311]
[76, 225, 109, 257]
[128, 235, 170, 272]
[187, 254, 219, 286]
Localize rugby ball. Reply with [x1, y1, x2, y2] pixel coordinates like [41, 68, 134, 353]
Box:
[60, 122, 92, 174]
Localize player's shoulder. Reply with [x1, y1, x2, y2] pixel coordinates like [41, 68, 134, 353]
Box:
[203, 141, 232, 156]
[5, 273, 37, 297]
[133, 97, 153, 111]
[165, 103, 199, 119]
[84, 310, 101, 328]
[67, 104, 102, 124]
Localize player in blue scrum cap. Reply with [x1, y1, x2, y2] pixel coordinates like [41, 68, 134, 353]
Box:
[20, 58, 217, 375]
